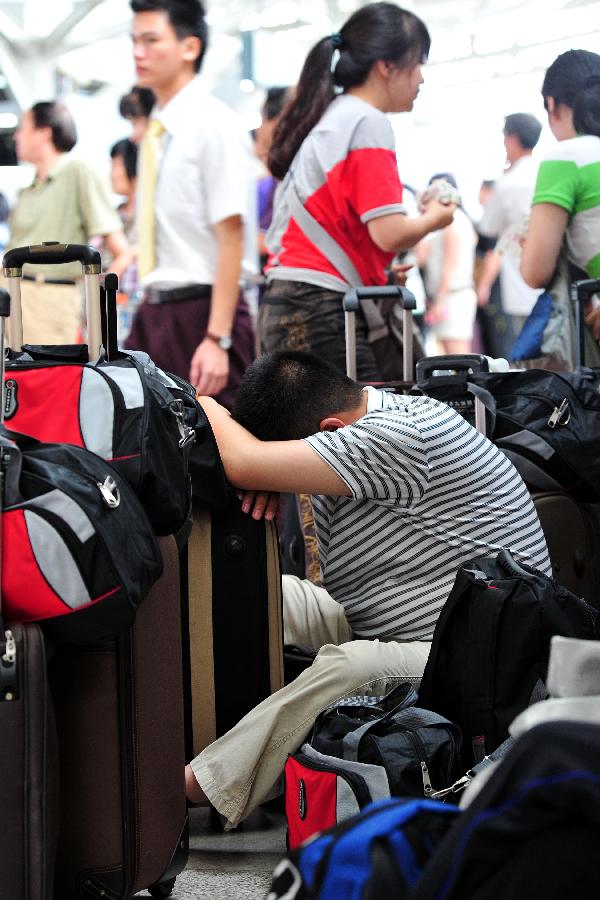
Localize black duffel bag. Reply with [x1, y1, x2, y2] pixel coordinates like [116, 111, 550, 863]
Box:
[470, 367, 600, 500]
[0, 427, 163, 645]
[311, 683, 462, 799]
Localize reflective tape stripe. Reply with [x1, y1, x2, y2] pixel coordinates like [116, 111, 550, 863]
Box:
[27, 489, 95, 542]
[79, 367, 114, 459]
[99, 365, 144, 409]
[24, 510, 92, 609]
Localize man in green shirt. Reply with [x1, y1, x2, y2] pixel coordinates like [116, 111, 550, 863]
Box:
[5, 101, 130, 345]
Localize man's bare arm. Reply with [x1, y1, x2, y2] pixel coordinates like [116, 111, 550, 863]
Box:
[200, 397, 352, 497]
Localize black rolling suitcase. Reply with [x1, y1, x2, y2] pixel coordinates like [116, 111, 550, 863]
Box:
[185, 504, 284, 755]
[0, 288, 59, 900]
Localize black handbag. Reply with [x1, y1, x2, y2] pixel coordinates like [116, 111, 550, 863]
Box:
[0, 427, 163, 645]
[311, 683, 462, 799]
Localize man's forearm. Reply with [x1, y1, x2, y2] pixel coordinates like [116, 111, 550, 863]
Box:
[208, 216, 244, 335]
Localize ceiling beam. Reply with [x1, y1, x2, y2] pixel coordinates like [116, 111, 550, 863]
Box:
[42, 0, 105, 50]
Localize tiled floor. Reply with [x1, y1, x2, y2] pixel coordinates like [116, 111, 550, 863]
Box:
[135, 806, 287, 900]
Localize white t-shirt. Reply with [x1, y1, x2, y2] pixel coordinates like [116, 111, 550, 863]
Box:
[479, 155, 542, 316]
[141, 76, 257, 287]
[423, 207, 476, 296]
[305, 387, 550, 641]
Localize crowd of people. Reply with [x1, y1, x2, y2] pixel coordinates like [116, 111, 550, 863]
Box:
[1, 0, 600, 830]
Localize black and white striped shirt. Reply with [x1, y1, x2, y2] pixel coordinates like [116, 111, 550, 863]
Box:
[305, 387, 551, 641]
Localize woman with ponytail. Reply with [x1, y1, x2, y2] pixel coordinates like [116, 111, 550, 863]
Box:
[521, 49, 600, 349]
[261, 2, 456, 379]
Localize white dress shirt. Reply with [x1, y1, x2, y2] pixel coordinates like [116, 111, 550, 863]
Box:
[479, 155, 542, 317]
[142, 76, 257, 287]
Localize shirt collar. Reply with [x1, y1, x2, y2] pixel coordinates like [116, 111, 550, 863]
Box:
[33, 153, 70, 186]
[363, 385, 387, 413]
[153, 76, 206, 136]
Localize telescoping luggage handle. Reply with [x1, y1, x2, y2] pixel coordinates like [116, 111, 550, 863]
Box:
[344, 285, 416, 382]
[2, 242, 103, 363]
[0, 287, 17, 703]
[571, 278, 600, 368]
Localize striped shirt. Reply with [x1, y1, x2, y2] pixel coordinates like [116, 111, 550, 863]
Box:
[305, 387, 550, 641]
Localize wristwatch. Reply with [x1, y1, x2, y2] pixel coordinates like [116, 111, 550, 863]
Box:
[206, 331, 232, 351]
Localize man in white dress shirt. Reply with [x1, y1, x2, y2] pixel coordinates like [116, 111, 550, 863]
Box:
[478, 113, 543, 337]
[126, 0, 256, 406]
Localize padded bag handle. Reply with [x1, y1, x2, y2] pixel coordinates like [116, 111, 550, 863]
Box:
[337, 684, 418, 762]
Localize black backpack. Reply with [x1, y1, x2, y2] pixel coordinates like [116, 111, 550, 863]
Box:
[417, 550, 600, 770]
[411, 720, 600, 900]
[471, 367, 600, 501]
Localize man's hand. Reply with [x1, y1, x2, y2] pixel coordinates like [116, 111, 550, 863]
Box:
[586, 305, 600, 341]
[389, 262, 413, 287]
[422, 200, 457, 232]
[238, 490, 280, 521]
[189, 338, 229, 396]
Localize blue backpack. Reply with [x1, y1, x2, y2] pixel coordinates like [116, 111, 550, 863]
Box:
[268, 798, 459, 899]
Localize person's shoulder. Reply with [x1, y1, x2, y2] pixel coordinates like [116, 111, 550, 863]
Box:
[541, 135, 600, 167]
[322, 95, 394, 149]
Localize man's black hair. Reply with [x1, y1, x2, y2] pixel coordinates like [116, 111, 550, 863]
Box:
[30, 102, 77, 152]
[130, 0, 208, 72]
[504, 113, 542, 150]
[119, 86, 155, 120]
[110, 138, 138, 181]
[232, 351, 363, 441]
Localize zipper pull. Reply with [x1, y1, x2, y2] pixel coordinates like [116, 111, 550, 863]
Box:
[421, 760, 433, 796]
[1, 630, 17, 702]
[2, 630, 16, 665]
[171, 400, 196, 449]
[97, 475, 121, 509]
[547, 398, 570, 428]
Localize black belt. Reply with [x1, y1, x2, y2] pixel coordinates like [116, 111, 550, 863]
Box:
[146, 283, 212, 304]
[22, 274, 77, 286]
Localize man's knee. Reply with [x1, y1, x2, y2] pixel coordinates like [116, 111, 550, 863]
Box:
[311, 639, 429, 694]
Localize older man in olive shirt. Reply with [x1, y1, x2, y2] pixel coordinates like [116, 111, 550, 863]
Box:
[5, 101, 129, 345]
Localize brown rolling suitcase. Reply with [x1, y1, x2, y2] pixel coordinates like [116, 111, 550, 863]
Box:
[0, 286, 59, 900]
[185, 505, 284, 756]
[532, 493, 600, 608]
[49, 536, 188, 899]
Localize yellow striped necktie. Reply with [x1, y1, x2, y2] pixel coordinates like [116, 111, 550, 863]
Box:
[137, 118, 166, 280]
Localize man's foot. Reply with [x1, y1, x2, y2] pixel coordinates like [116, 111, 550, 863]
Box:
[185, 764, 211, 807]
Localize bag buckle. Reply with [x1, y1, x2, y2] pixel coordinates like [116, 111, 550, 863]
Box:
[97, 475, 121, 509]
[431, 774, 472, 800]
[547, 398, 570, 428]
[171, 400, 196, 449]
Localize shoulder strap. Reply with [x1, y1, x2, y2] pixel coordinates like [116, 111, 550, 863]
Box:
[287, 178, 363, 289]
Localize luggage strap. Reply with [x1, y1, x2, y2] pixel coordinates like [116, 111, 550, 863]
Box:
[287, 177, 391, 343]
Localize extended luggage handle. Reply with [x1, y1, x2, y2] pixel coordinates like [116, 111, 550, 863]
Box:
[571, 278, 600, 368]
[343, 286, 416, 383]
[2, 242, 103, 363]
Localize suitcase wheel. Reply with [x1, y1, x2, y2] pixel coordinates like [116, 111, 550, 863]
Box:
[149, 878, 176, 898]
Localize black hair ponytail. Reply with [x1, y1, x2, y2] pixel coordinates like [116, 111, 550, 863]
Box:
[268, 36, 337, 180]
[573, 75, 600, 138]
[268, 2, 430, 179]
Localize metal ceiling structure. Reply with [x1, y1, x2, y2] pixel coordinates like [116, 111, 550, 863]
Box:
[0, 0, 595, 113]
